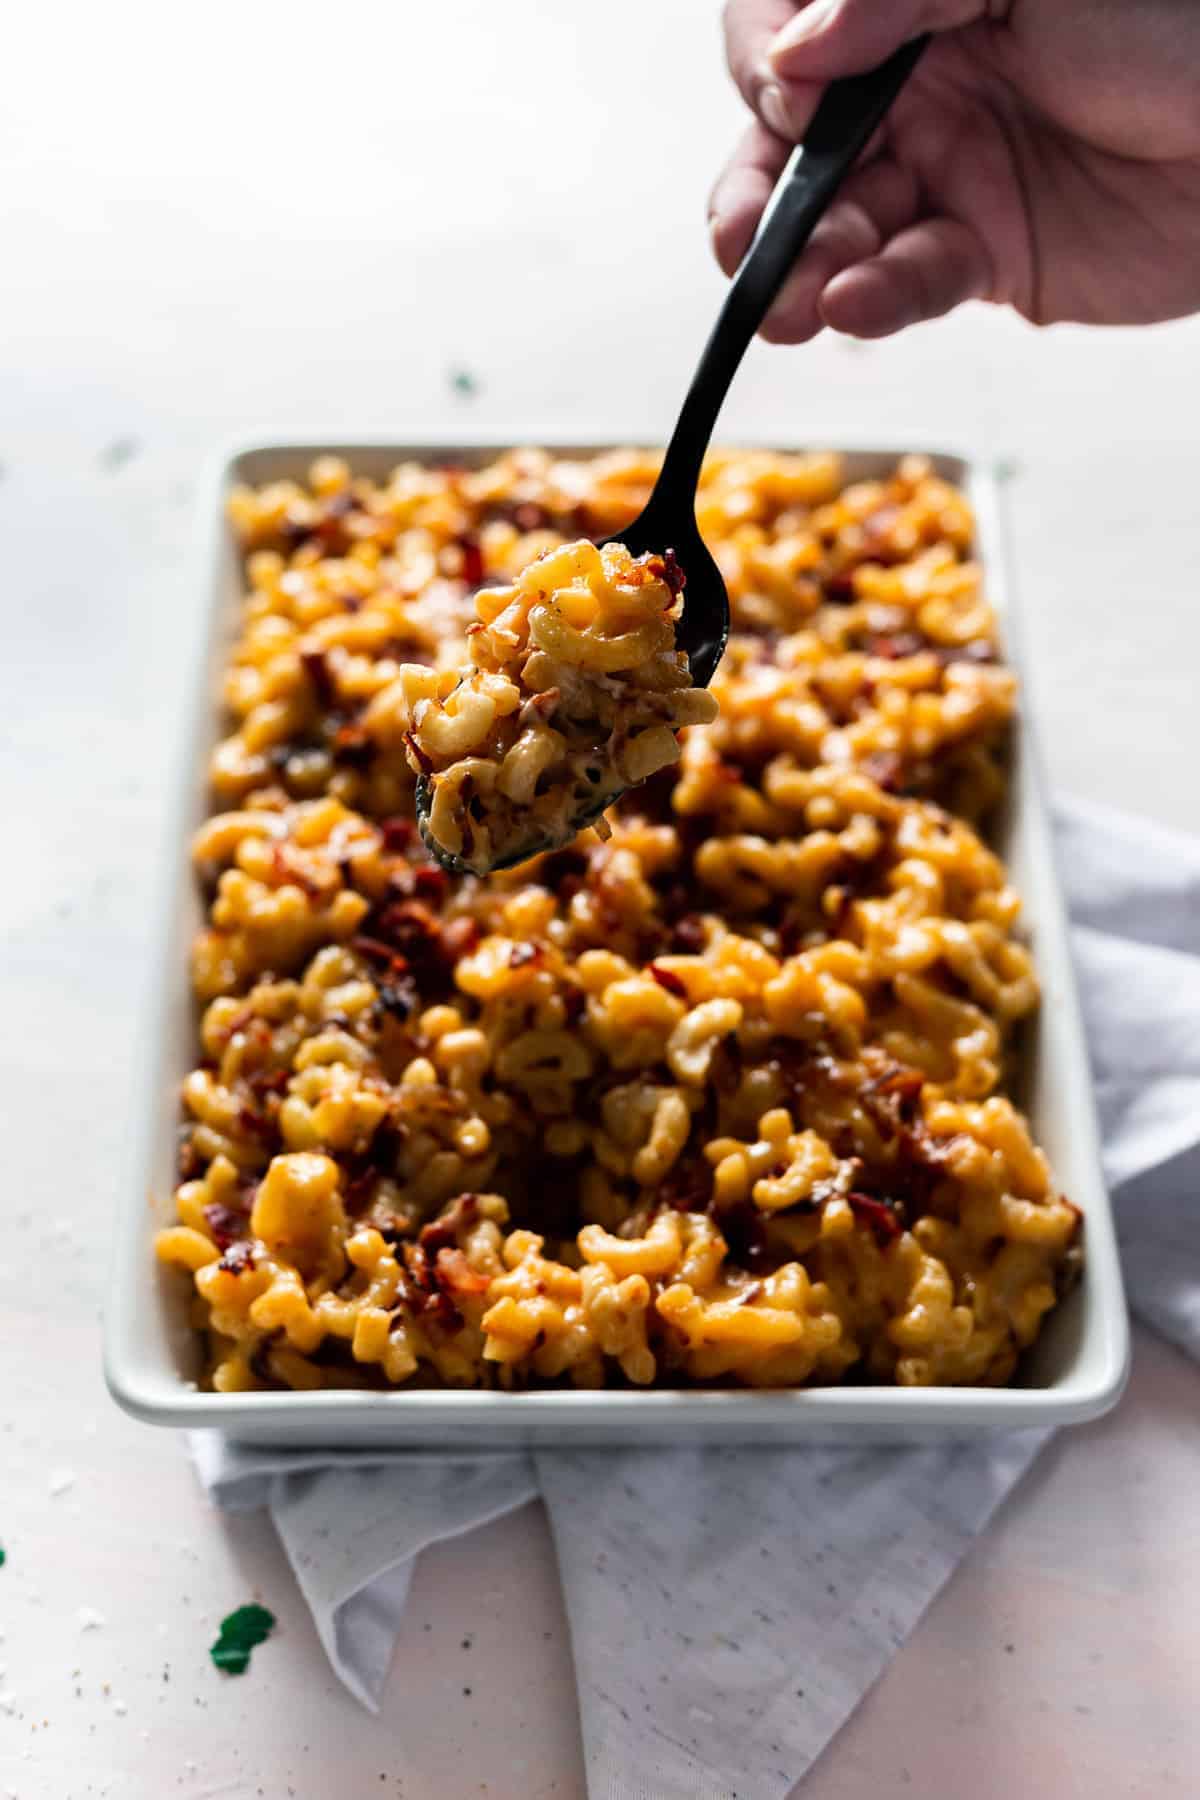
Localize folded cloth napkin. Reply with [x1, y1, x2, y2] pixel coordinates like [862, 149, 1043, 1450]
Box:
[192, 797, 1200, 1799]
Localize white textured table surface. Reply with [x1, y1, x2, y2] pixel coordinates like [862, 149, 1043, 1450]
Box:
[2, 4, 1198, 1796]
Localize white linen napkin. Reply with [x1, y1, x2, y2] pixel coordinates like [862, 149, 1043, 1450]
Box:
[191, 797, 1200, 1798]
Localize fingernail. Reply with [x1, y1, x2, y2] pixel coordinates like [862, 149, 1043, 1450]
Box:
[771, 0, 837, 68]
[758, 81, 793, 140]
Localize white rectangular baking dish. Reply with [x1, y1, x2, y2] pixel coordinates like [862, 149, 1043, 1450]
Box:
[105, 436, 1130, 1446]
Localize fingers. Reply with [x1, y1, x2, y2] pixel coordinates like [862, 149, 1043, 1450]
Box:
[708, 120, 792, 277]
[758, 157, 921, 342]
[769, 0, 988, 81]
[722, 0, 802, 109]
[722, 0, 819, 139]
[714, 0, 999, 342]
[819, 217, 995, 336]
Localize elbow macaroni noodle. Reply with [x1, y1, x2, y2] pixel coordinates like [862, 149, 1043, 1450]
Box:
[158, 448, 1080, 1394]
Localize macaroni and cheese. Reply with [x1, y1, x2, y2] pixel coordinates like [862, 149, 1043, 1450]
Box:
[392, 538, 718, 874]
[157, 448, 1080, 1394]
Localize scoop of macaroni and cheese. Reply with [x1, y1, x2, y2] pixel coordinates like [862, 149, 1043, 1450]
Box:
[392, 539, 719, 873]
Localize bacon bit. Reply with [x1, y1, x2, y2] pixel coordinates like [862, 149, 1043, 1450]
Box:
[403, 730, 434, 776]
[526, 688, 560, 720]
[458, 536, 485, 588]
[299, 647, 336, 706]
[342, 1167, 379, 1215]
[380, 816, 418, 853]
[847, 1192, 903, 1248]
[246, 1066, 290, 1102]
[647, 547, 686, 599]
[203, 1203, 246, 1251]
[824, 569, 857, 603]
[279, 517, 312, 551]
[863, 1062, 925, 1120]
[862, 751, 905, 794]
[378, 895, 436, 941]
[419, 1195, 480, 1253]
[218, 1241, 257, 1275]
[649, 963, 687, 999]
[412, 865, 450, 905]
[398, 1241, 464, 1334]
[332, 720, 374, 768]
[879, 1114, 960, 1208]
[507, 942, 543, 970]
[441, 915, 482, 961]
[372, 899, 451, 989]
[236, 1104, 276, 1143]
[417, 1217, 456, 1256]
[435, 1247, 492, 1297]
[867, 1058, 935, 1144]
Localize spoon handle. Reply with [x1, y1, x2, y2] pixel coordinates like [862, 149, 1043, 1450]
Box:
[652, 35, 928, 514]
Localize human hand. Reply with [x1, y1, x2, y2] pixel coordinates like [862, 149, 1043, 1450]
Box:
[711, 0, 1200, 340]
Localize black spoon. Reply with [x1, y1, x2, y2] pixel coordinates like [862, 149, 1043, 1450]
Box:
[417, 35, 928, 873]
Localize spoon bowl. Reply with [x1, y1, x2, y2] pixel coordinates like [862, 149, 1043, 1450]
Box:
[413, 772, 615, 876]
[608, 501, 729, 689]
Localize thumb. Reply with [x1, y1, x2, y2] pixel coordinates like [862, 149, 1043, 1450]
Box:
[769, 0, 988, 80]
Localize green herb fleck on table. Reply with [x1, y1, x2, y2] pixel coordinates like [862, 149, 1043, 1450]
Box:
[0, 1543, 6, 1568]
[210, 1604, 275, 1675]
[448, 366, 480, 398]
